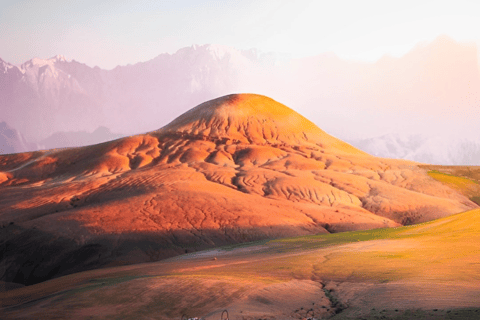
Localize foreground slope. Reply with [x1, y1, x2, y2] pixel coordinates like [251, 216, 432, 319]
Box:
[0, 94, 476, 287]
[2, 208, 480, 319]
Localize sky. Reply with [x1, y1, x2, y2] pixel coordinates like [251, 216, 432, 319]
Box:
[2, 0, 480, 69]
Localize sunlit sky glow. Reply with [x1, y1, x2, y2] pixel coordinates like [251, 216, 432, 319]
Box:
[1, 0, 480, 69]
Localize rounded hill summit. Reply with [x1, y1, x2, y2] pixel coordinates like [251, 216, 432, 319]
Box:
[159, 94, 362, 153]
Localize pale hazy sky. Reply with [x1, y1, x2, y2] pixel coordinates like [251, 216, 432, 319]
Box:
[2, 0, 480, 69]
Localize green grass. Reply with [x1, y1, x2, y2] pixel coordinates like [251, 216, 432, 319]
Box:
[427, 170, 478, 188]
[470, 196, 480, 205]
[427, 169, 480, 204]
[268, 226, 411, 251]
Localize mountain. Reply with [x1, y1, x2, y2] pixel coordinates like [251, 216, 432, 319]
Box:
[272, 35, 480, 141]
[349, 133, 480, 165]
[0, 45, 268, 143]
[0, 94, 475, 287]
[347, 133, 427, 159]
[2, 36, 480, 158]
[0, 55, 105, 141]
[0, 124, 124, 155]
[0, 121, 39, 154]
[38, 126, 125, 150]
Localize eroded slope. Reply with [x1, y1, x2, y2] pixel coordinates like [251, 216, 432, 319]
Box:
[0, 94, 476, 287]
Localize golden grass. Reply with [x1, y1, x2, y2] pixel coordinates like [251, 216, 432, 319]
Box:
[3, 208, 480, 318]
[165, 208, 480, 286]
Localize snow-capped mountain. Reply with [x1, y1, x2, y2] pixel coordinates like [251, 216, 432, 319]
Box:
[0, 45, 274, 145]
[0, 55, 105, 141]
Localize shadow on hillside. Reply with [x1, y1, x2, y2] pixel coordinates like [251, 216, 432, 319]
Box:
[0, 221, 331, 289]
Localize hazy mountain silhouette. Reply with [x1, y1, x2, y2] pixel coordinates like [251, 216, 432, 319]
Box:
[38, 126, 125, 150]
[0, 45, 268, 143]
[1, 36, 479, 163]
[0, 56, 105, 141]
[348, 134, 480, 165]
[0, 122, 38, 154]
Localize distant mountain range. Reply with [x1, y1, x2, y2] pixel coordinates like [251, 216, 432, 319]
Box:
[38, 126, 124, 150]
[0, 45, 270, 142]
[1, 36, 480, 165]
[348, 133, 480, 165]
[0, 121, 124, 155]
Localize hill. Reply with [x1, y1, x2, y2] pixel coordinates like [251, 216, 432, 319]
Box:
[0, 94, 476, 289]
